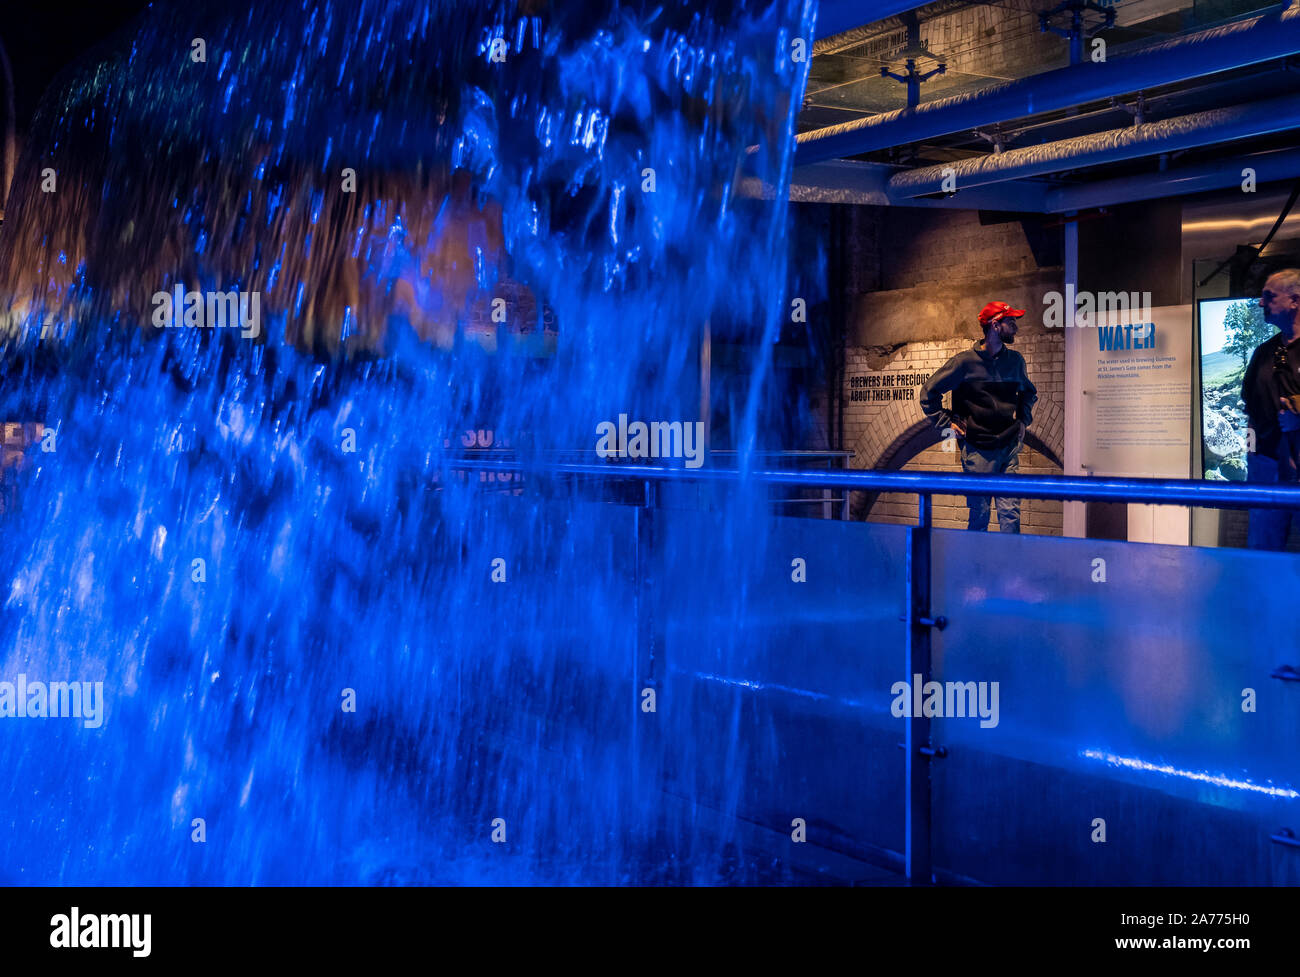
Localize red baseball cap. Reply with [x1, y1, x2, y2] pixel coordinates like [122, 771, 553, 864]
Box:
[978, 301, 1026, 326]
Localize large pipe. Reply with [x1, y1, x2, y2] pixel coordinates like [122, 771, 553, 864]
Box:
[783, 148, 1300, 214]
[887, 93, 1300, 198]
[1047, 147, 1300, 212]
[796, 3, 1300, 164]
[781, 158, 1051, 210]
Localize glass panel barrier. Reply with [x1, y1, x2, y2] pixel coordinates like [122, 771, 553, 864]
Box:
[649, 508, 909, 867]
[929, 529, 1300, 884]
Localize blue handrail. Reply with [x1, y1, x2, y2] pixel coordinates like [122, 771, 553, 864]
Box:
[452, 457, 1300, 510]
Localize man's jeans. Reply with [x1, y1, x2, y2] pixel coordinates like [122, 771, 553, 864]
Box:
[1247, 449, 1298, 550]
[959, 438, 1022, 533]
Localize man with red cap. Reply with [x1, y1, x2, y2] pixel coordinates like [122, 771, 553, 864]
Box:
[919, 301, 1038, 532]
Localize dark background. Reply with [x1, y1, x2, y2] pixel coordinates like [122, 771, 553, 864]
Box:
[3, 1, 152, 134]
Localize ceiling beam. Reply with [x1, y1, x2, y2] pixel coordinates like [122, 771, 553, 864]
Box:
[796, 2, 1300, 165]
[778, 159, 1052, 210]
[815, 1, 938, 41]
[1046, 147, 1300, 212]
[886, 93, 1300, 198]
[775, 147, 1300, 215]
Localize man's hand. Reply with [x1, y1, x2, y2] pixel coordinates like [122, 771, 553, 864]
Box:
[950, 418, 967, 437]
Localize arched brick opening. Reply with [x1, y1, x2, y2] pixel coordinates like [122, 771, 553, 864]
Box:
[851, 419, 1063, 523]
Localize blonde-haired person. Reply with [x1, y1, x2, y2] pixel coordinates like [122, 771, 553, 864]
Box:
[1243, 268, 1300, 549]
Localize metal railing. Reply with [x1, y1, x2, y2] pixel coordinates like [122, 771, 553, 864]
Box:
[454, 456, 1300, 510]
[445, 449, 859, 517]
[450, 456, 1300, 883]
[708, 450, 854, 519]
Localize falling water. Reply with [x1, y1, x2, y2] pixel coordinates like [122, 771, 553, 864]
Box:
[0, 0, 814, 883]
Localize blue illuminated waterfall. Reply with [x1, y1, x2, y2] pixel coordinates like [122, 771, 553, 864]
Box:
[0, 0, 813, 883]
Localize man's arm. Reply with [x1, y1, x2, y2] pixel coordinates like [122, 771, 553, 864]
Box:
[919, 354, 965, 433]
[1017, 355, 1038, 429]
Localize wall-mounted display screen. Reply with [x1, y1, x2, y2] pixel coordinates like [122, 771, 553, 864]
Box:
[1199, 297, 1274, 481]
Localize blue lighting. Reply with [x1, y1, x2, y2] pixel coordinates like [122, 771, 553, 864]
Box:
[0, 0, 811, 884]
[1081, 749, 1300, 800]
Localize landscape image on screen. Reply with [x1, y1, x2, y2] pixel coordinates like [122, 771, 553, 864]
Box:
[1199, 298, 1276, 481]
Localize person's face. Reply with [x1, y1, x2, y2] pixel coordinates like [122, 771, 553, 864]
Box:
[1260, 279, 1300, 330]
[993, 315, 1019, 344]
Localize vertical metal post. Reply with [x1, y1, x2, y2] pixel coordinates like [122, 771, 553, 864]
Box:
[905, 493, 934, 884]
[632, 503, 644, 806]
[839, 454, 850, 521]
[699, 320, 711, 512]
[1062, 214, 1086, 537]
[904, 14, 921, 108]
[633, 483, 658, 813]
[700, 320, 711, 448]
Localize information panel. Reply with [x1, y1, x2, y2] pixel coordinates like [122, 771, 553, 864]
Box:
[1081, 304, 1193, 479]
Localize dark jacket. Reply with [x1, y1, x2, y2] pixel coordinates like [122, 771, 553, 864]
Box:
[920, 342, 1037, 449]
[1242, 333, 1285, 459]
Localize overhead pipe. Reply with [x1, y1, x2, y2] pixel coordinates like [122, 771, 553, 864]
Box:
[785, 147, 1300, 214]
[795, 3, 1300, 165]
[785, 148, 1299, 215]
[782, 158, 1051, 210]
[886, 93, 1300, 198]
[1046, 147, 1300, 212]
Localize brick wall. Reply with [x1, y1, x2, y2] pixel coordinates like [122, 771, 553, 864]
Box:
[867, 442, 1064, 534]
[920, 1, 1067, 86]
[811, 203, 1067, 534]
